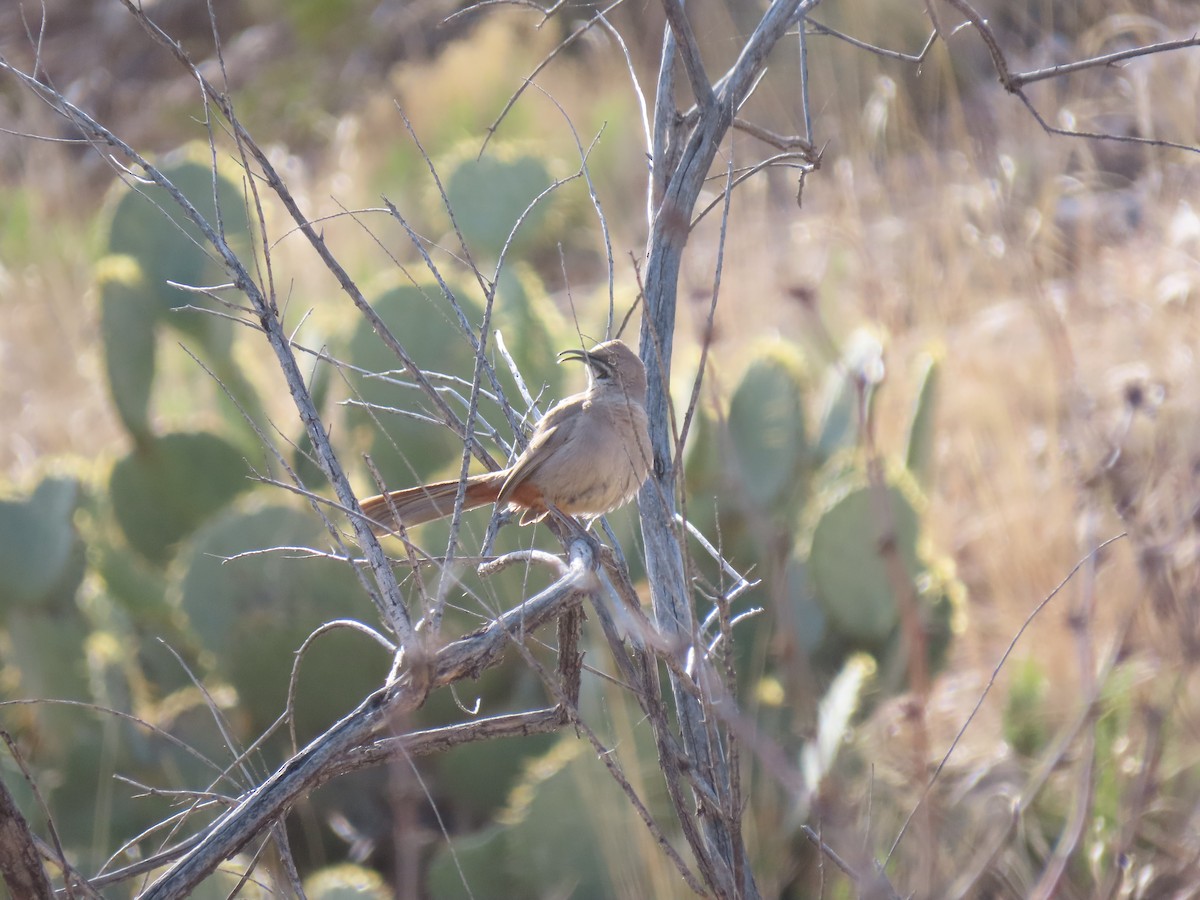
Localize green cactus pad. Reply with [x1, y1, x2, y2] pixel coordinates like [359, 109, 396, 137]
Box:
[304, 864, 390, 899]
[905, 350, 940, 487]
[5, 610, 90, 704]
[433, 725, 557, 828]
[427, 824, 512, 900]
[727, 346, 810, 510]
[427, 738, 617, 899]
[93, 538, 174, 626]
[440, 146, 554, 260]
[0, 476, 84, 612]
[807, 482, 921, 646]
[345, 283, 484, 488]
[177, 505, 385, 738]
[491, 265, 567, 398]
[110, 432, 251, 564]
[783, 554, 828, 654]
[104, 154, 248, 354]
[97, 255, 158, 439]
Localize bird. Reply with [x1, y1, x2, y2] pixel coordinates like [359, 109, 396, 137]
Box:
[359, 339, 652, 535]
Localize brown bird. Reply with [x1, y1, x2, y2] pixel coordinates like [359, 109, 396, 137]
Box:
[359, 339, 652, 535]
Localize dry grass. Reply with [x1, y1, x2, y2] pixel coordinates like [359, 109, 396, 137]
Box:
[0, 177, 119, 482]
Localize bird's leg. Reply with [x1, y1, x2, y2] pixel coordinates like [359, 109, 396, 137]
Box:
[550, 506, 606, 559]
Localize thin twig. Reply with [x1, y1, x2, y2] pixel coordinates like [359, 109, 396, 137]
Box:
[801, 825, 900, 898]
[478, 0, 629, 157]
[941, 0, 1200, 154]
[887, 532, 1128, 864]
[286, 619, 397, 752]
[1010, 34, 1200, 88]
[805, 18, 938, 64]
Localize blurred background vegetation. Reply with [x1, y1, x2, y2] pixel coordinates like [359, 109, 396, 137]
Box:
[2, 0, 1200, 896]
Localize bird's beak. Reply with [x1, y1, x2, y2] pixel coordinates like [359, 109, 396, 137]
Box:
[556, 348, 593, 366]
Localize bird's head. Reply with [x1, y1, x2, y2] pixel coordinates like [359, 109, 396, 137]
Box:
[557, 339, 647, 399]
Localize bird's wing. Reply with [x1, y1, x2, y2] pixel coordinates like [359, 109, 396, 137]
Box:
[495, 395, 582, 505]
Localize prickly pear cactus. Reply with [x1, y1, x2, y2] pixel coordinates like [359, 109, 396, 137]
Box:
[5, 606, 90, 706]
[679, 328, 959, 694]
[345, 282, 492, 491]
[97, 255, 158, 440]
[109, 432, 251, 564]
[491, 264, 567, 399]
[726, 343, 810, 512]
[436, 142, 555, 260]
[104, 153, 248, 351]
[91, 537, 177, 638]
[304, 864, 390, 899]
[782, 554, 828, 655]
[0, 475, 84, 611]
[427, 738, 620, 899]
[806, 480, 921, 647]
[905, 350, 940, 488]
[177, 504, 386, 740]
[99, 153, 264, 448]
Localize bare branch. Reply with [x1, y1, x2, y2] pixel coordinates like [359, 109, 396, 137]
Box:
[336, 707, 566, 771]
[140, 539, 599, 898]
[0, 745, 57, 900]
[731, 117, 817, 158]
[797, 18, 813, 142]
[660, 0, 715, 110]
[1011, 33, 1200, 88]
[941, 0, 1200, 154]
[637, 4, 814, 896]
[805, 18, 938, 64]
[1012, 88, 1200, 154]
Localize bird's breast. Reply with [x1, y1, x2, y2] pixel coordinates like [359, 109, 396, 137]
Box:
[536, 398, 651, 516]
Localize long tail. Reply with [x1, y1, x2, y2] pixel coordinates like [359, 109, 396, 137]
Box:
[359, 472, 507, 534]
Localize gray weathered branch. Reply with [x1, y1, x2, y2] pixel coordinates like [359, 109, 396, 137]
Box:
[139, 539, 597, 899]
[637, 2, 814, 896]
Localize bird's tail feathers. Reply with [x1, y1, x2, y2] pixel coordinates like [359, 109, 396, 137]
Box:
[360, 472, 505, 534]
